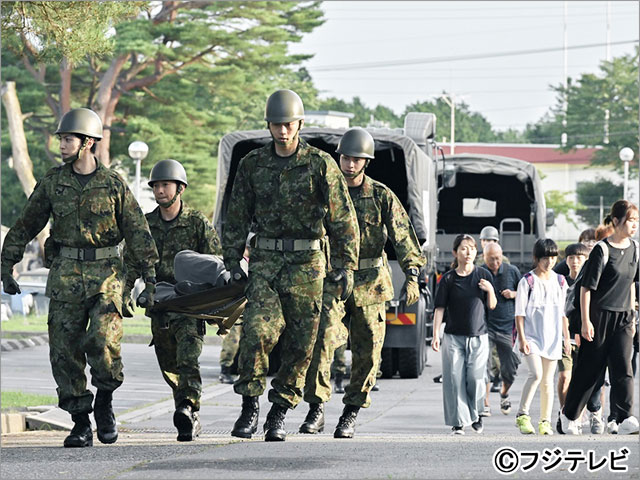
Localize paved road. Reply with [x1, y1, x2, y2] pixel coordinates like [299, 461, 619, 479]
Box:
[2, 342, 638, 478]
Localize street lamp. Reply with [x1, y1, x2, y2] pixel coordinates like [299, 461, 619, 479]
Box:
[128, 141, 149, 200]
[619, 147, 634, 201]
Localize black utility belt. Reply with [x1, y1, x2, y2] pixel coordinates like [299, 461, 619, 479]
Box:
[252, 236, 321, 252]
[59, 245, 120, 261]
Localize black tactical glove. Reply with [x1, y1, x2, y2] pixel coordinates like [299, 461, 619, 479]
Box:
[230, 264, 248, 283]
[1, 273, 21, 295]
[327, 268, 354, 301]
[136, 278, 156, 308]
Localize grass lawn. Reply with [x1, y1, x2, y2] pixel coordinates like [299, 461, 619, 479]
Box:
[1, 391, 57, 411]
[2, 310, 151, 336]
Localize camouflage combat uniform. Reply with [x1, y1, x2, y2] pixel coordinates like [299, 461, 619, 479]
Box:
[304, 175, 424, 408]
[220, 322, 242, 369]
[222, 139, 359, 409]
[125, 202, 221, 411]
[1, 161, 158, 414]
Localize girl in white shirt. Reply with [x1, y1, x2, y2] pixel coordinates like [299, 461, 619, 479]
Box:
[514, 239, 570, 435]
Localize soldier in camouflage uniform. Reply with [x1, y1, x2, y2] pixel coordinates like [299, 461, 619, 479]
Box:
[222, 89, 359, 442]
[1, 108, 158, 448]
[219, 322, 242, 384]
[300, 127, 425, 438]
[124, 159, 221, 442]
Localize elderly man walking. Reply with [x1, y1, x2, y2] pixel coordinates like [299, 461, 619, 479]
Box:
[482, 242, 522, 416]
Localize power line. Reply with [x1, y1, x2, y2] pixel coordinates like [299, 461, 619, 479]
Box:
[310, 39, 639, 72]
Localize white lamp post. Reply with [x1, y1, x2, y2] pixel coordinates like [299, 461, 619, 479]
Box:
[128, 141, 149, 200]
[619, 147, 634, 201]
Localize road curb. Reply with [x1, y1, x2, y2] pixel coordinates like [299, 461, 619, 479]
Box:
[1, 334, 48, 352]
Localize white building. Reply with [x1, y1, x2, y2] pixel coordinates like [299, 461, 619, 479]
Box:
[304, 110, 354, 129]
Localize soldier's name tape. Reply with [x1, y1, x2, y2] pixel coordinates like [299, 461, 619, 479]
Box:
[358, 257, 383, 269]
[59, 245, 121, 261]
[252, 236, 321, 252]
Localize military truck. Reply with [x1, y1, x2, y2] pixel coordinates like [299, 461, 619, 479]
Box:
[213, 113, 439, 379]
[435, 153, 554, 273]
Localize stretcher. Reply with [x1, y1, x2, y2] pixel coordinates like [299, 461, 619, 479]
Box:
[148, 280, 247, 335]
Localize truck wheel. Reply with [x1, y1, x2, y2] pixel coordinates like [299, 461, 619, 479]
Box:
[398, 341, 426, 379]
[380, 348, 397, 378]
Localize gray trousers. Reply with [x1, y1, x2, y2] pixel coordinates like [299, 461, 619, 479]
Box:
[441, 333, 489, 427]
[487, 329, 521, 386]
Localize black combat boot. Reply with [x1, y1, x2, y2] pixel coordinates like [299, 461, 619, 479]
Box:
[174, 400, 196, 442]
[334, 405, 360, 439]
[219, 366, 235, 384]
[94, 390, 118, 444]
[231, 396, 260, 439]
[299, 403, 324, 434]
[334, 373, 345, 394]
[263, 403, 288, 442]
[64, 413, 93, 448]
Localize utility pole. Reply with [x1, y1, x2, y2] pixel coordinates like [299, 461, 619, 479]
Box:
[561, 1, 568, 147]
[604, 0, 611, 144]
[441, 93, 455, 155]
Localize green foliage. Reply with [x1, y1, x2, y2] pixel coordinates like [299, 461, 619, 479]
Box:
[1, 391, 57, 409]
[528, 48, 639, 173]
[576, 177, 624, 227]
[403, 97, 495, 143]
[316, 96, 402, 128]
[2, 1, 325, 219]
[545, 189, 582, 228]
[1, 1, 142, 64]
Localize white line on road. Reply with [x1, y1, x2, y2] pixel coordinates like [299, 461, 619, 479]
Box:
[118, 383, 233, 424]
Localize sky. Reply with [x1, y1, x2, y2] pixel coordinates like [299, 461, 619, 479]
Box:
[290, 1, 639, 132]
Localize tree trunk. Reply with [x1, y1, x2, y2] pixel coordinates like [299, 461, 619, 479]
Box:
[59, 57, 72, 115]
[93, 55, 128, 166]
[1, 81, 50, 257]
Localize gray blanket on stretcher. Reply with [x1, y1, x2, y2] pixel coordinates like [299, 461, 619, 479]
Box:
[154, 250, 245, 302]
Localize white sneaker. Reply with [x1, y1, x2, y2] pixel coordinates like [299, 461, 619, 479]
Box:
[589, 409, 604, 434]
[559, 413, 581, 435]
[617, 416, 640, 435]
[607, 420, 619, 434]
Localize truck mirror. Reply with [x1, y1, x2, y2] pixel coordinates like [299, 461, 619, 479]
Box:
[443, 163, 456, 188]
[546, 208, 555, 227]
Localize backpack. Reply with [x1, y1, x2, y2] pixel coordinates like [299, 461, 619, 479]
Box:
[512, 271, 566, 346]
[565, 239, 639, 334]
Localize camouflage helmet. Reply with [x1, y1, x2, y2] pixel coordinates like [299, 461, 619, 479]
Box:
[148, 159, 188, 187]
[480, 226, 500, 241]
[336, 127, 375, 160]
[264, 89, 304, 123]
[54, 108, 103, 139]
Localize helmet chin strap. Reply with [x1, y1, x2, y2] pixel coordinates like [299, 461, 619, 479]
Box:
[270, 121, 302, 147]
[63, 137, 89, 164]
[157, 184, 183, 208]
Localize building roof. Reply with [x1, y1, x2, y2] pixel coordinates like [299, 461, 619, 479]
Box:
[439, 143, 601, 165]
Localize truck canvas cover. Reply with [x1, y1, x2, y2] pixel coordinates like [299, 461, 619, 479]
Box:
[214, 128, 437, 262]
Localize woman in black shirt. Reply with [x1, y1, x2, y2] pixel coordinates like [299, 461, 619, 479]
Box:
[561, 200, 639, 435]
[432, 234, 497, 434]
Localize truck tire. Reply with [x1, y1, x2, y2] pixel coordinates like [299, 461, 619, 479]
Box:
[380, 347, 398, 378]
[398, 340, 426, 379]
